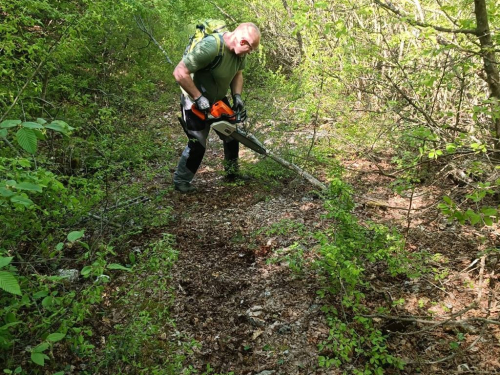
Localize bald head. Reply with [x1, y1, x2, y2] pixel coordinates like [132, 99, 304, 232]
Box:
[227, 22, 261, 56]
[236, 23, 261, 46]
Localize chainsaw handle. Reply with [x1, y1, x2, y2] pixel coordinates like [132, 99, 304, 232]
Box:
[191, 104, 208, 120]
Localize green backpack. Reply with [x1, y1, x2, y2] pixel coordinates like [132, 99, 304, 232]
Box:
[183, 19, 229, 70]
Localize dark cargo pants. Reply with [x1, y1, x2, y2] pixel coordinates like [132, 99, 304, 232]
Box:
[173, 96, 239, 185]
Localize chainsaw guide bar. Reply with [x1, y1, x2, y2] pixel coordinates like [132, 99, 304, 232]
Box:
[211, 121, 268, 155]
[210, 121, 327, 191]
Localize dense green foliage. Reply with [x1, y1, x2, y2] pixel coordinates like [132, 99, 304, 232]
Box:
[1, 0, 499, 373]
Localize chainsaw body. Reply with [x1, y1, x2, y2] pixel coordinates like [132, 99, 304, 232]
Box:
[191, 100, 238, 123]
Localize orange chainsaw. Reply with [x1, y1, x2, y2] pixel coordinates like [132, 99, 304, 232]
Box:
[191, 100, 267, 155]
[191, 100, 238, 123]
[189, 100, 327, 190]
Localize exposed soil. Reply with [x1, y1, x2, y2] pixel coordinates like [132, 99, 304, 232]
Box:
[164, 134, 500, 374]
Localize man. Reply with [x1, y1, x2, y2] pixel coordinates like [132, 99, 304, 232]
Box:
[172, 22, 261, 193]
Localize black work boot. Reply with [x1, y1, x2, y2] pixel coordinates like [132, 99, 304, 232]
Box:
[174, 182, 197, 193]
[224, 173, 251, 182]
[223, 160, 251, 182]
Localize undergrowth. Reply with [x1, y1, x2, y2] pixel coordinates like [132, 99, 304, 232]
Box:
[259, 171, 424, 374]
[1, 108, 177, 373]
[318, 176, 426, 374]
[90, 234, 196, 374]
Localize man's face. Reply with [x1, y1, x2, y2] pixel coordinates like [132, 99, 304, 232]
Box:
[235, 33, 259, 56]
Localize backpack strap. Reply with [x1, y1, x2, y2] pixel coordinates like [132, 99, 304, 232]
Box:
[206, 33, 224, 71]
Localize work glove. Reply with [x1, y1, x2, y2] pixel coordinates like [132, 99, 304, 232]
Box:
[194, 95, 210, 113]
[232, 94, 247, 122]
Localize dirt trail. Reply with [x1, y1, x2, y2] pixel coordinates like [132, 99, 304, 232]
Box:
[168, 165, 333, 374]
[164, 136, 500, 374]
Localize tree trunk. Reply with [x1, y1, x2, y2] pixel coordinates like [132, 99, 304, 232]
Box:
[281, 0, 304, 59]
[474, 0, 500, 150]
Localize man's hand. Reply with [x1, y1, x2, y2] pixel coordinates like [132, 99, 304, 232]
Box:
[232, 94, 244, 111]
[194, 95, 210, 112]
[232, 94, 247, 122]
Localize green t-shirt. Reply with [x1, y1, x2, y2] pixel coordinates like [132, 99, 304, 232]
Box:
[183, 34, 246, 103]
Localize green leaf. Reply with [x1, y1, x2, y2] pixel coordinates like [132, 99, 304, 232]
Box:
[0, 120, 21, 128]
[0, 187, 14, 198]
[0, 128, 7, 138]
[44, 123, 66, 133]
[446, 143, 457, 153]
[466, 210, 481, 225]
[33, 342, 49, 352]
[484, 216, 493, 226]
[46, 333, 65, 342]
[107, 263, 131, 272]
[10, 195, 34, 206]
[32, 290, 48, 299]
[56, 243, 64, 251]
[0, 256, 13, 269]
[15, 182, 43, 192]
[443, 196, 452, 205]
[314, 1, 328, 8]
[21, 122, 44, 129]
[42, 296, 53, 308]
[18, 159, 31, 167]
[0, 321, 22, 331]
[80, 266, 92, 276]
[31, 352, 49, 366]
[36, 118, 47, 125]
[16, 128, 37, 154]
[53, 372, 65, 375]
[46, 120, 74, 135]
[67, 230, 84, 242]
[0, 271, 21, 295]
[481, 207, 497, 216]
[33, 129, 46, 140]
[52, 120, 72, 129]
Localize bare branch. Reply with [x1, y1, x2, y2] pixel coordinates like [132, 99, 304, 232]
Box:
[373, 0, 478, 35]
[207, 1, 237, 24]
[134, 15, 173, 65]
[384, 72, 441, 130]
[267, 151, 327, 191]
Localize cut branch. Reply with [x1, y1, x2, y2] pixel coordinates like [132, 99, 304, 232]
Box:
[267, 151, 327, 191]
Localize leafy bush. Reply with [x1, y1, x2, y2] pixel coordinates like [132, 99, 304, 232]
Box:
[314, 177, 413, 373]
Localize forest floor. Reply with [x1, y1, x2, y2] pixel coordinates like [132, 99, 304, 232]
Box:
[151, 124, 500, 375]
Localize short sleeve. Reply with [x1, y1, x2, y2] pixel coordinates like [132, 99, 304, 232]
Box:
[183, 36, 219, 73]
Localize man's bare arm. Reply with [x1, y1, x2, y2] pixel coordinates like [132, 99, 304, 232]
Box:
[173, 60, 202, 99]
[230, 70, 244, 95]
